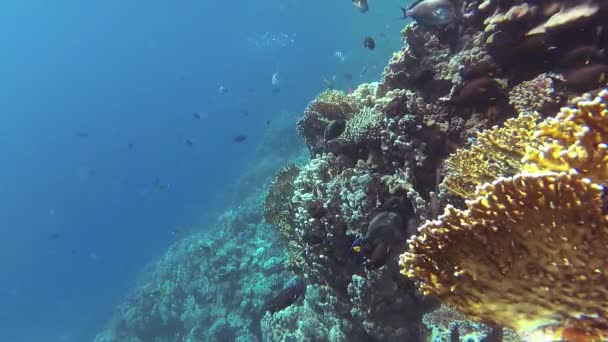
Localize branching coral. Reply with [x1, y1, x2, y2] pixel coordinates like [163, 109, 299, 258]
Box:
[401, 172, 608, 340]
[524, 89, 608, 184]
[441, 112, 540, 198]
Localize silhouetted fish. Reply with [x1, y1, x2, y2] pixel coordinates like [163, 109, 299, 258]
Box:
[363, 36, 376, 50]
[263, 277, 306, 314]
[559, 45, 606, 67]
[77, 131, 89, 139]
[324, 119, 346, 143]
[49, 232, 61, 240]
[233, 134, 248, 143]
[193, 113, 201, 119]
[185, 139, 194, 146]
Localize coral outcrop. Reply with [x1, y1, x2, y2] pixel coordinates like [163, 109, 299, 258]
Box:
[401, 91, 608, 341]
[98, 0, 608, 340]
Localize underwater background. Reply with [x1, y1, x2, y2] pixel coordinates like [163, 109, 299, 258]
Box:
[5, 0, 608, 341]
[0, 1, 402, 341]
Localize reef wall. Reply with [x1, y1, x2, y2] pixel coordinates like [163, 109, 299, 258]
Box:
[97, 0, 608, 341]
[266, 0, 608, 341]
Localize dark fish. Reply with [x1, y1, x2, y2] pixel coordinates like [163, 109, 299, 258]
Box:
[444, 77, 501, 107]
[401, 0, 456, 26]
[324, 119, 346, 143]
[263, 277, 306, 314]
[343, 73, 353, 80]
[77, 131, 89, 139]
[352, 0, 368, 13]
[154, 177, 169, 191]
[564, 64, 608, 91]
[128, 143, 134, 150]
[271, 87, 281, 94]
[193, 113, 201, 119]
[559, 45, 607, 67]
[185, 139, 194, 146]
[233, 134, 248, 143]
[351, 211, 405, 267]
[363, 36, 376, 50]
[240, 110, 249, 117]
[49, 232, 61, 240]
[381, 196, 415, 218]
[266, 119, 271, 126]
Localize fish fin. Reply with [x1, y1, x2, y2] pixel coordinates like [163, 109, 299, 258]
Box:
[400, 7, 408, 19]
[407, 0, 424, 10]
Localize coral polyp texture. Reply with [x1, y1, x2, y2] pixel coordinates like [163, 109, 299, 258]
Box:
[524, 89, 608, 184]
[441, 112, 540, 198]
[401, 172, 608, 340]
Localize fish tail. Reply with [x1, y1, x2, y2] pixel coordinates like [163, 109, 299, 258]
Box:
[400, 7, 408, 19]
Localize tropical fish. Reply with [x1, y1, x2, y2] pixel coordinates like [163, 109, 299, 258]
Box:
[271, 71, 280, 90]
[48, 232, 61, 240]
[443, 77, 501, 107]
[233, 134, 248, 143]
[263, 277, 306, 314]
[352, 211, 405, 267]
[352, 0, 368, 13]
[559, 45, 607, 67]
[323, 119, 346, 144]
[564, 64, 608, 92]
[401, 0, 457, 26]
[334, 51, 346, 63]
[363, 36, 376, 50]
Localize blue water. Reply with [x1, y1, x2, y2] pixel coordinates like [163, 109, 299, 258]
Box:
[0, 1, 405, 340]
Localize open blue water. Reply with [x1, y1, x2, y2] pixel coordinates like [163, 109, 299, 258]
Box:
[0, 1, 406, 340]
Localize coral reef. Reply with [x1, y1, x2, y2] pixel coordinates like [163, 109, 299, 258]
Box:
[402, 172, 608, 341]
[402, 91, 608, 340]
[524, 89, 608, 183]
[98, 0, 608, 340]
[441, 112, 540, 198]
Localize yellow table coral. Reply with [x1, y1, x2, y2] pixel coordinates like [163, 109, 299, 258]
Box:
[401, 172, 608, 341]
[402, 89, 608, 341]
[524, 89, 608, 185]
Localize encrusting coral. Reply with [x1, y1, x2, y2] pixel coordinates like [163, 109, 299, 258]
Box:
[402, 90, 608, 341]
